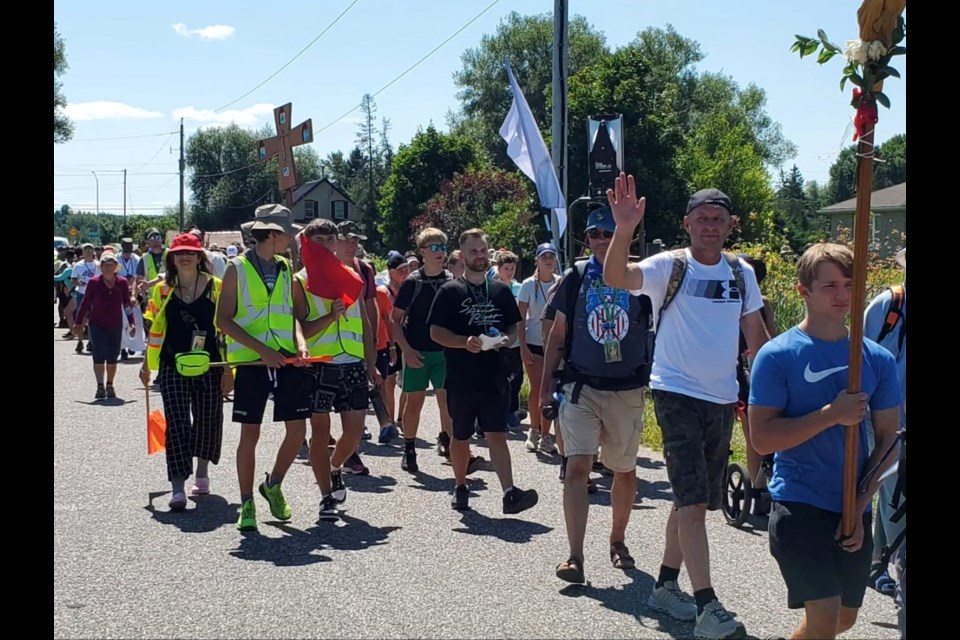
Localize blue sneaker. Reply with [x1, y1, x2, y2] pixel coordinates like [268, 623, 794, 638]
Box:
[506, 412, 522, 428]
[378, 422, 399, 444]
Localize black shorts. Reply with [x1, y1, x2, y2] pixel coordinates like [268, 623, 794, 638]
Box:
[448, 387, 510, 441]
[526, 343, 544, 357]
[736, 363, 749, 406]
[89, 325, 122, 364]
[307, 361, 370, 414]
[232, 364, 313, 425]
[376, 346, 402, 379]
[769, 501, 873, 609]
[652, 389, 735, 511]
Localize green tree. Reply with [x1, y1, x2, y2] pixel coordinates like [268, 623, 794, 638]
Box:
[824, 133, 905, 205]
[410, 168, 537, 260]
[566, 26, 787, 245]
[874, 133, 906, 189]
[54, 23, 74, 144]
[452, 11, 608, 168]
[378, 125, 479, 248]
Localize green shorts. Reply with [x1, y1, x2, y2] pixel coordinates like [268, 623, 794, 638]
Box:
[402, 350, 446, 392]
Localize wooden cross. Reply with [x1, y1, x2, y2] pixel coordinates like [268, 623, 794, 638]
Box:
[256, 103, 313, 200]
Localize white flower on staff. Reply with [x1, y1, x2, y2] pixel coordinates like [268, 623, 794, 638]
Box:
[867, 40, 888, 61]
[844, 39, 868, 65]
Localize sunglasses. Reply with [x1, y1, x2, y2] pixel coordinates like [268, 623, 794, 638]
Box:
[147, 234, 162, 241]
[421, 243, 448, 253]
[587, 229, 614, 240]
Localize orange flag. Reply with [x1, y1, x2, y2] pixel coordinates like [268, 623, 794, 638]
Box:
[146, 385, 166, 455]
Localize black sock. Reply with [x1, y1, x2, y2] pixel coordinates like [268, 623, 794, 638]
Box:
[405, 438, 416, 452]
[241, 493, 253, 504]
[694, 588, 717, 614]
[656, 564, 681, 588]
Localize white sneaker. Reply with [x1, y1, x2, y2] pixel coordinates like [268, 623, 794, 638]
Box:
[525, 430, 541, 452]
[694, 600, 739, 639]
[647, 580, 696, 621]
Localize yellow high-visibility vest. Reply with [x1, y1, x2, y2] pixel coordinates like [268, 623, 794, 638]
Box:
[144, 276, 222, 371]
[225, 255, 297, 363]
[295, 269, 364, 362]
[143, 249, 167, 283]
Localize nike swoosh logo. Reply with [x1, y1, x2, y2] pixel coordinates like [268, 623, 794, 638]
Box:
[803, 364, 849, 384]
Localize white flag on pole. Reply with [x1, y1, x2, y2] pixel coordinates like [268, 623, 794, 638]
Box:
[499, 61, 567, 238]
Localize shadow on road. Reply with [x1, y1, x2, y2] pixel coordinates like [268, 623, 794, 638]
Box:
[637, 456, 666, 470]
[586, 476, 674, 510]
[344, 473, 398, 495]
[227, 513, 400, 567]
[452, 509, 553, 543]
[144, 491, 239, 533]
[75, 398, 138, 407]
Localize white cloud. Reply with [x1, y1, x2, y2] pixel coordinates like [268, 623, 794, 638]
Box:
[63, 101, 165, 122]
[171, 23, 235, 40]
[173, 103, 276, 127]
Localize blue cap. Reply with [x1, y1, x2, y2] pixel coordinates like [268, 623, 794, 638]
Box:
[585, 206, 616, 233]
[536, 242, 557, 258]
[386, 250, 405, 270]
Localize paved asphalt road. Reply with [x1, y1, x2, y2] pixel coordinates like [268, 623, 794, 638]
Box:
[53, 326, 901, 639]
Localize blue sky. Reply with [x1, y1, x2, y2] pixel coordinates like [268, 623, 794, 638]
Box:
[53, 0, 906, 217]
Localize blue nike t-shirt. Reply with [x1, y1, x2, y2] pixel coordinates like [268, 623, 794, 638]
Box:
[749, 326, 901, 513]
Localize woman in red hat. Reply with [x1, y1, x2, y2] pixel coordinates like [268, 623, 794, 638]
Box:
[140, 233, 232, 511]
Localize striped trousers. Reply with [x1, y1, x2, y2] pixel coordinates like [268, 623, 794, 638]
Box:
[158, 364, 224, 481]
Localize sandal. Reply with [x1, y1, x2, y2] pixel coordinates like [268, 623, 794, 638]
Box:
[610, 541, 636, 570]
[869, 563, 896, 597]
[556, 557, 585, 584]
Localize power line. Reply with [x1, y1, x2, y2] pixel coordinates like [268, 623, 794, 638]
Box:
[227, 187, 275, 209]
[130, 132, 177, 172]
[313, 0, 502, 138]
[68, 130, 179, 142]
[54, 172, 177, 177]
[214, 0, 361, 113]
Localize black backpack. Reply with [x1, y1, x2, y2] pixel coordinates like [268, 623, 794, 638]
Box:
[561, 260, 655, 388]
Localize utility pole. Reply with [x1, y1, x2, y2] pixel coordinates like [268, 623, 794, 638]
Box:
[123, 169, 127, 229]
[552, 0, 569, 267]
[179, 118, 185, 231]
[91, 170, 100, 240]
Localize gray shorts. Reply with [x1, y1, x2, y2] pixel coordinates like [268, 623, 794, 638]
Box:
[652, 389, 735, 510]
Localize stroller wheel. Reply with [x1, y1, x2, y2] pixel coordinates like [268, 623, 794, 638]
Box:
[723, 462, 752, 528]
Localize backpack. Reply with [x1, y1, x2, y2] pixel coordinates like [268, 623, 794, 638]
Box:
[405, 267, 452, 325]
[656, 249, 748, 332]
[561, 260, 655, 388]
[876, 284, 906, 358]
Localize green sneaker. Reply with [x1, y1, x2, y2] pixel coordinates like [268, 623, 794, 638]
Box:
[237, 499, 257, 531]
[258, 473, 292, 521]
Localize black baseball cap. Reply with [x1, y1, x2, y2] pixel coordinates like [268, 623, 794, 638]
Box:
[387, 250, 406, 270]
[686, 188, 733, 215]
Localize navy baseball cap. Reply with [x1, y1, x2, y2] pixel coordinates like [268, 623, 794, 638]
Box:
[536, 242, 557, 258]
[585, 207, 616, 233]
[686, 188, 733, 215]
[386, 250, 406, 270]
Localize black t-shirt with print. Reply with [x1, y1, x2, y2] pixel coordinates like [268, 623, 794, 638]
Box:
[427, 277, 522, 392]
[393, 268, 451, 352]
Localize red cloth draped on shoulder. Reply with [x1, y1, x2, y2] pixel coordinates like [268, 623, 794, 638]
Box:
[299, 234, 363, 306]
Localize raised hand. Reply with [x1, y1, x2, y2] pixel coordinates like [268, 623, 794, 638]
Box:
[606, 172, 646, 230]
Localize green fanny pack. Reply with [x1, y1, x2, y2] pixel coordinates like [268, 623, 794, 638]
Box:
[175, 350, 211, 377]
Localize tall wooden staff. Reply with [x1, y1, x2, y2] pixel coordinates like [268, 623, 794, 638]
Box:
[841, 0, 906, 537]
[256, 103, 314, 271]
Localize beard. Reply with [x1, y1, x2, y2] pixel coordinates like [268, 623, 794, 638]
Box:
[467, 257, 489, 273]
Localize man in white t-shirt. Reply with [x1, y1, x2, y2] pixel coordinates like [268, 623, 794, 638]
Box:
[71, 243, 101, 354]
[604, 174, 769, 640]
